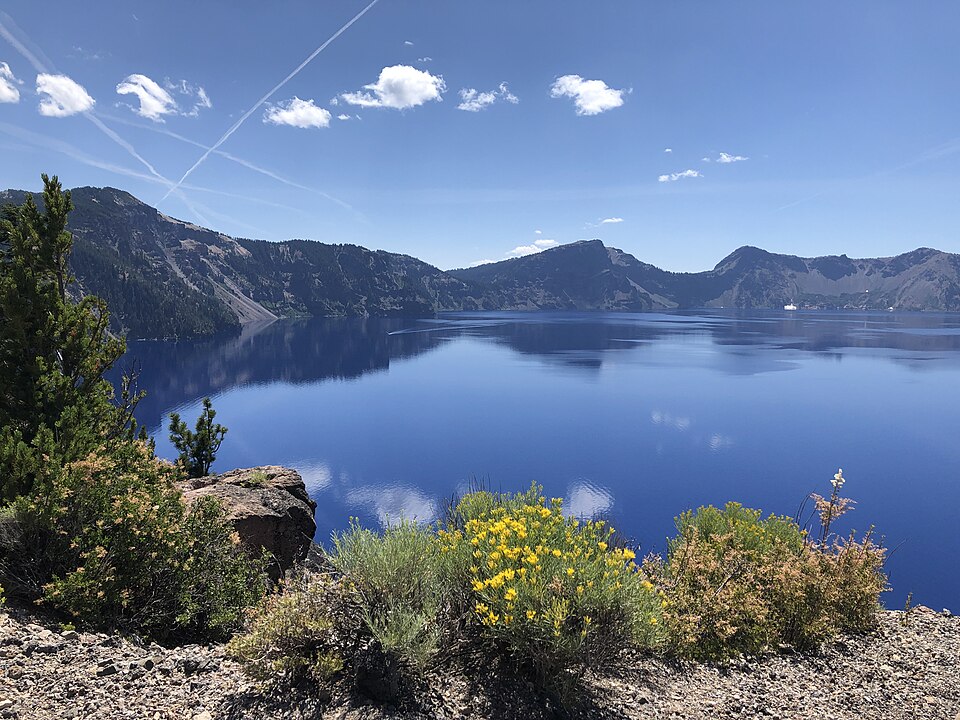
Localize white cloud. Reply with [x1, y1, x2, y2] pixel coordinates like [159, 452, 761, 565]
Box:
[263, 97, 331, 128]
[468, 258, 497, 267]
[0, 63, 21, 103]
[164, 79, 212, 117]
[404, 40, 414, 46]
[701, 157, 711, 162]
[341, 65, 445, 109]
[508, 238, 559, 256]
[116, 74, 177, 121]
[115, 76, 210, 120]
[36, 73, 95, 117]
[337, 113, 351, 121]
[717, 152, 748, 164]
[600, 217, 624, 224]
[550, 74, 626, 116]
[417, 56, 432, 63]
[658, 169, 702, 183]
[664, 148, 672, 153]
[534, 229, 542, 234]
[194, 86, 212, 112]
[457, 82, 519, 112]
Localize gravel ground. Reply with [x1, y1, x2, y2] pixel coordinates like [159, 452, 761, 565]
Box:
[1, 604, 957, 720]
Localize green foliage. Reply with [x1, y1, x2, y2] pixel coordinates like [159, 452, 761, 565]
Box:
[328, 519, 443, 668]
[226, 574, 344, 684]
[439, 487, 662, 690]
[648, 500, 886, 659]
[68, 225, 241, 339]
[232, 479, 887, 704]
[0, 175, 140, 501]
[3, 442, 264, 640]
[0, 176, 263, 642]
[169, 397, 227, 478]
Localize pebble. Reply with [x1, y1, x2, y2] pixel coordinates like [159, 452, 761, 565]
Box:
[0, 604, 957, 720]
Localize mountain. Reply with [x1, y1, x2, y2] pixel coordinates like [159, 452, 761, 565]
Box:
[449, 240, 675, 311]
[3, 185, 960, 339]
[452, 242, 960, 313]
[0, 186, 493, 338]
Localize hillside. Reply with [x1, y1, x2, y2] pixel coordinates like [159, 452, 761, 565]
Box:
[4, 185, 960, 339]
[453, 241, 960, 313]
[0, 187, 493, 339]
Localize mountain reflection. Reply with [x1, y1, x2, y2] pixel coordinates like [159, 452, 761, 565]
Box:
[120, 310, 960, 432]
[123, 317, 452, 431]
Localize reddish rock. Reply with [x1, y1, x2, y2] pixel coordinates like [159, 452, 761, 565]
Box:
[178, 466, 316, 577]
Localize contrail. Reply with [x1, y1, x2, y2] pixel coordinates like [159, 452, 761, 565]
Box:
[0, 122, 305, 224]
[774, 191, 825, 213]
[0, 11, 207, 222]
[162, 0, 381, 201]
[0, 11, 53, 71]
[102, 112, 356, 212]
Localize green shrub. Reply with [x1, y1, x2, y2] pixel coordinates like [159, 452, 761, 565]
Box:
[439, 487, 662, 689]
[227, 574, 344, 684]
[648, 501, 886, 659]
[2, 441, 265, 640]
[328, 519, 443, 668]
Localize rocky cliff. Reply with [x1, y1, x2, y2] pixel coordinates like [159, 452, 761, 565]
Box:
[5, 185, 960, 340]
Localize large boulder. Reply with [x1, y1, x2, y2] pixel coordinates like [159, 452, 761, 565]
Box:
[178, 466, 317, 577]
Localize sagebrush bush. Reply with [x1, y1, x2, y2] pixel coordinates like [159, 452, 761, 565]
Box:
[440, 487, 663, 687]
[648, 501, 886, 659]
[226, 574, 344, 684]
[1, 441, 265, 640]
[328, 518, 444, 668]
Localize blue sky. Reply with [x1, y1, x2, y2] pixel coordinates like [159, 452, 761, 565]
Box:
[1, 1, 959, 272]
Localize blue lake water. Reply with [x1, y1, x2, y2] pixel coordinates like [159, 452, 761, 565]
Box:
[123, 311, 960, 611]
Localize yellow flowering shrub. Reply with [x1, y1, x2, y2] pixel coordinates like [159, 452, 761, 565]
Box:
[440, 487, 662, 687]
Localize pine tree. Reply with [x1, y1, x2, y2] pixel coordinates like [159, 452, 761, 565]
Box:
[169, 397, 228, 478]
[0, 174, 139, 500]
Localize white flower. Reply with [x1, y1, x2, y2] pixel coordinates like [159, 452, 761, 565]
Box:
[832, 468, 845, 489]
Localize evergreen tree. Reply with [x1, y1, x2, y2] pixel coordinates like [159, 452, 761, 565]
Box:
[0, 175, 139, 500]
[169, 397, 228, 478]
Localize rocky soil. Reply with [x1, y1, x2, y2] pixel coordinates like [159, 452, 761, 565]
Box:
[1, 602, 957, 720]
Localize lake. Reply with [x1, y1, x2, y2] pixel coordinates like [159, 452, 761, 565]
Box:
[124, 311, 960, 611]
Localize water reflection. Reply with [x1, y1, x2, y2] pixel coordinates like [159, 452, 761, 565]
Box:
[122, 318, 451, 431]
[118, 310, 960, 610]
[565, 481, 614, 519]
[123, 310, 960, 434]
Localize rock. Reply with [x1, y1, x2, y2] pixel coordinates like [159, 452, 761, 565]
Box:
[60, 630, 78, 641]
[0, 702, 11, 712]
[192, 712, 213, 720]
[95, 663, 119, 677]
[178, 466, 316, 576]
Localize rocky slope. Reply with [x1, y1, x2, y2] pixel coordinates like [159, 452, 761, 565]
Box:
[1, 605, 956, 719]
[452, 241, 960, 313]
[5, 185, 960, 340]
[0, 187, 494, 339]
